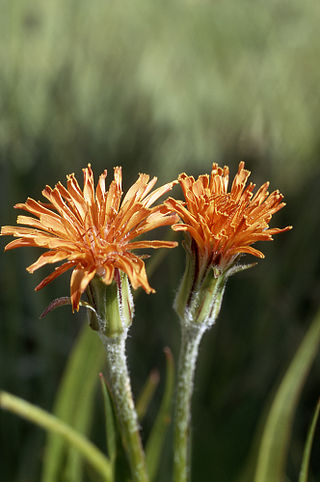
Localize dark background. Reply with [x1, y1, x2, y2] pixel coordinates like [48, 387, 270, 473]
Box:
[1, 1, 320, 481]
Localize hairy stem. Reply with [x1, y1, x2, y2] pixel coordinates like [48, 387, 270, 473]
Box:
[99, 332, 148, 482]
[173, 322, 206, 482]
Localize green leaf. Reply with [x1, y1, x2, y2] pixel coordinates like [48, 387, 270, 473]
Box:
[146, 347, 175, 481]
[299, 398, 320, 482]
[136, 370, 160, 421]
[41, 324, 105, 482]
[63, 338, 105, 482]
[254, 308, 320, 482]
[0, 391, 111, 481]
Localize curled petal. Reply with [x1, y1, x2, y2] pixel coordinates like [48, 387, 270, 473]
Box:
[70, 268, 96, 312]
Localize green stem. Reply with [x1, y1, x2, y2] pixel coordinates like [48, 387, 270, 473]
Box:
[173, 322, 206, 482]
[0, 390, 111, 481]
[99, 331, 149, 482]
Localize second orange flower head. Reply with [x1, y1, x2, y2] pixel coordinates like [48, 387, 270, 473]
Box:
[1, 165, 178, 311]
[166, 161, 292, 273]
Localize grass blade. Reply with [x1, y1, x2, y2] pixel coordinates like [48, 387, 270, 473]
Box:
[63, 337, 105, 482]
[136, 370, 160, 421]
[254, 308, 320, 482]
[41, 324, 105, 482]
[146, 347, 175, 481]
[299, 398, 320, 482]
[0, 391, 111, 481]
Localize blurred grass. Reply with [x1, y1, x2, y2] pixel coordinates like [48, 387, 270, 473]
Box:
[253, 308, 320, 482]
[0, 0, 320, 481]
[1, 0, 320, 185]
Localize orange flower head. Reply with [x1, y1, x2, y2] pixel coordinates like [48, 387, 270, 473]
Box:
[1, 165, 178, 311]
[166, 161, 292, 272]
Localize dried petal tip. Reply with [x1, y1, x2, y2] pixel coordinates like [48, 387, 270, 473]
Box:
[1, 165, 178, 311]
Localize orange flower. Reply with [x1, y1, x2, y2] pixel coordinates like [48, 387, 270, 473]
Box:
[166, 162, 292, 271]
[1, 165, 178, 311]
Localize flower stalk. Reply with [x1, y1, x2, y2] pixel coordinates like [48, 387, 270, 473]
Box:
[173, 265, 226, 482]
[88, 272, 148, 481]
[169, 162, 292, 481]
[99, 331, 148, 482]
[173, 321, 206, 482]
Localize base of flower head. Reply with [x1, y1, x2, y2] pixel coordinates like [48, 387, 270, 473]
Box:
[175, 238, 257, 328]
[86, 270, 134, 337]
[177, 267, 227, 328]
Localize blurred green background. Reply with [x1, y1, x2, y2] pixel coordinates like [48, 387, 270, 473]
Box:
[1, 0, 320, 480]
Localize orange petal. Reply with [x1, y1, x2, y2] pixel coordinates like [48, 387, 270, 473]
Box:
[231, 246, 265, 258]
[116, 254, 154, 293]
[128, 212, 179, 239]
[82, 165, 95, 206]
[70, 267, 96, 311]
[102, 264, 115, 285]
[143, 180, 178, 208]
[14, 197, 60, 219]
[35, 261, 75, 291]
[96, 169, 108, 206]
[3, 237, 39, 250]
[66, 175, 87, 220]
[121, 173, 150, 206]
[128, 240, 178, 250]
[27, 251, 69, 273]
